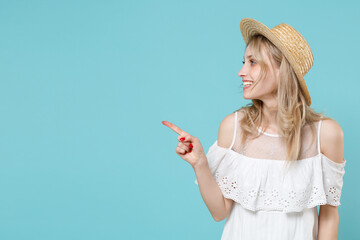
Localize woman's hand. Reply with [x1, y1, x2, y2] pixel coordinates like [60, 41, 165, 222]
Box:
[162, 120, 207, 169]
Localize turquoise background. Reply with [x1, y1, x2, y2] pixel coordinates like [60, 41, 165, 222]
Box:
[0, 0, 358, 239]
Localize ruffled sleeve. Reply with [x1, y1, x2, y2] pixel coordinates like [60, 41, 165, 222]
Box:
[194, 140, 229, 185]
[193, 140, 347, 212]
[321, 154, 346, 206]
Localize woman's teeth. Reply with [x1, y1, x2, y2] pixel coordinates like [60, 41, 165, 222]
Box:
[243, 82, 253, 86]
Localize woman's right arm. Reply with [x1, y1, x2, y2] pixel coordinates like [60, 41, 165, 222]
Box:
[192, 113, 236, 221]
[162, 112, 238, 221]
[193, 160, 233, 221]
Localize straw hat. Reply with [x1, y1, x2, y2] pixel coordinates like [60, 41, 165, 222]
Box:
[240, 18, 314, 106]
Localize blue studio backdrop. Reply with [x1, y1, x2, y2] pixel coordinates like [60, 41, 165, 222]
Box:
[0, 0, 359, 239]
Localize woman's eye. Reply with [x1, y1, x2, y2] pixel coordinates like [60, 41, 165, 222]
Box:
[242, 60, 256, 65]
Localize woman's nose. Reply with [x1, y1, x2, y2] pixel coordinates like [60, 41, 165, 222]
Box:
[238, 65, 246, 78]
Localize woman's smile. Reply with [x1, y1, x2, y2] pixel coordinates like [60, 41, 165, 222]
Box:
[242, 80, 254, 89]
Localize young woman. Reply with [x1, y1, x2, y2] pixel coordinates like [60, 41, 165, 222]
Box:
[162, 18, 346, 240]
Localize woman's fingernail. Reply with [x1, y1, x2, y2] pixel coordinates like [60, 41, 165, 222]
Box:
[180, 137, 185, 141]
[189, 149, 192, 152]
[189, 143, 193, 148]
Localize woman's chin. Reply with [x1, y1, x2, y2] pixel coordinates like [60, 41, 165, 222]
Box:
[243, 94, 253, 100]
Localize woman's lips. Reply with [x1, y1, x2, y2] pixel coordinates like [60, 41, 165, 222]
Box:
[242, 80, 253, 89]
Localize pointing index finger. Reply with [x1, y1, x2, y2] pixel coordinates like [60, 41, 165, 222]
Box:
[162, 121, 185, 135]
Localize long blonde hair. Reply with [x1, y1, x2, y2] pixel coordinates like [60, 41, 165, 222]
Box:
[236, 34, 330, 166]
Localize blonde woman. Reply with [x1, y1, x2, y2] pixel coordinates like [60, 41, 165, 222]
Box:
[162, 18, 346, 240]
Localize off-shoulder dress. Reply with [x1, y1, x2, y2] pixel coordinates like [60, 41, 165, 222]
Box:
[195, 111, 346, 240]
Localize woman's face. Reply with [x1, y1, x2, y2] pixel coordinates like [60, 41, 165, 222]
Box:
[238, 46, 280, 103]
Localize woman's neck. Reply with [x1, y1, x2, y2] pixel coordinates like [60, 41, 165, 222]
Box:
[260, 101, 278, 133]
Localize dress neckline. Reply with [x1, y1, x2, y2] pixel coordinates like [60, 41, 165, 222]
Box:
[213, 140, 346, 164]
[256, 127, 280, 137]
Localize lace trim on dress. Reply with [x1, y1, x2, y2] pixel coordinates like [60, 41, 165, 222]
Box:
[195, 141, 346, 213]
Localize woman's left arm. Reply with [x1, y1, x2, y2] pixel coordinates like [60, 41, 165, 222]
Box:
[317, 119, 345, 240]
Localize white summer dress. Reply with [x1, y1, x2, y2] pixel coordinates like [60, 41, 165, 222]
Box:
[195, 110, 346, 240]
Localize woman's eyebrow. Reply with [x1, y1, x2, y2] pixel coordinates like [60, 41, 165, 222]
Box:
[243, 55, 254, 60]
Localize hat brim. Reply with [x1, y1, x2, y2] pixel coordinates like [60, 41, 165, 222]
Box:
[240, 18, 311, 106]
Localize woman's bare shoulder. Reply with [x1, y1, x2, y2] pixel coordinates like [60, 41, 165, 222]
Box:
[217, 110, 245, 148]
[320, 118, 345, 163]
